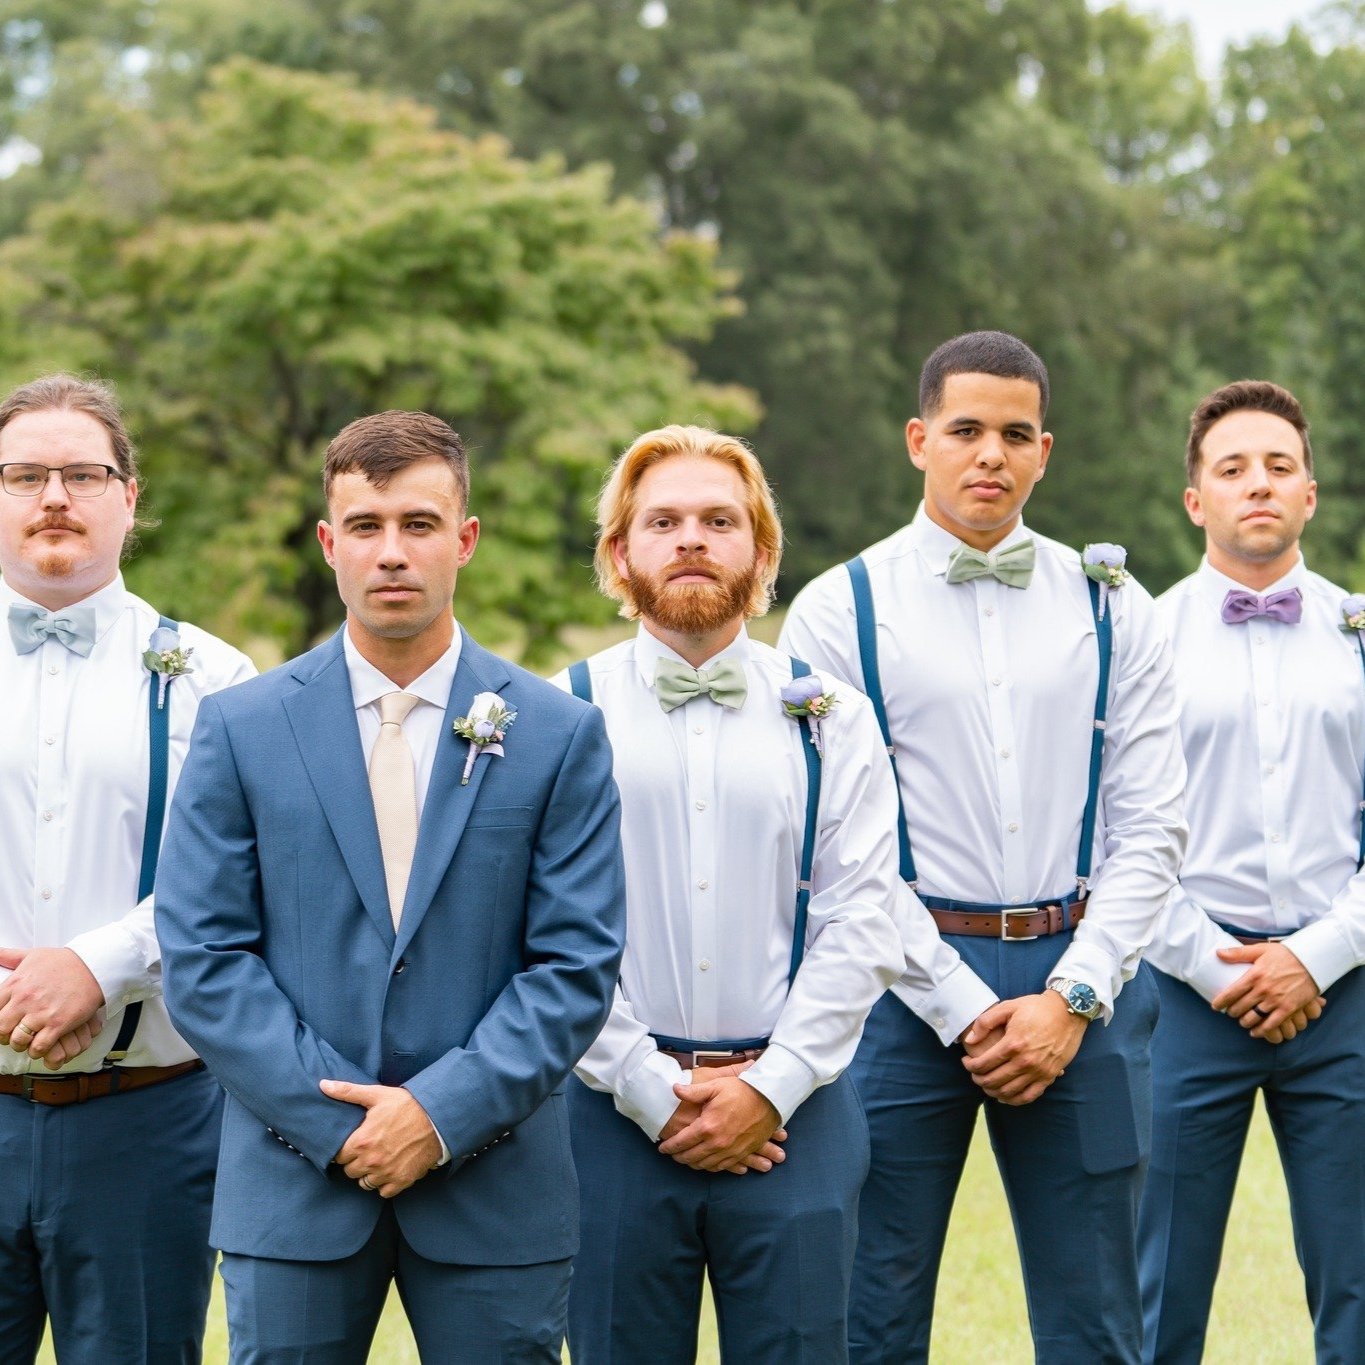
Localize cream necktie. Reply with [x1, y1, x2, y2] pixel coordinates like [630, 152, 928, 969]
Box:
[370, 691, 420, 929]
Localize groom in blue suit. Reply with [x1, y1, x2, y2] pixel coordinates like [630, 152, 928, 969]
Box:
[155, 410, 626, 1362]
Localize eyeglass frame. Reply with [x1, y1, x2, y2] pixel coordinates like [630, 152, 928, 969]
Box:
[0, 462, 130, 498]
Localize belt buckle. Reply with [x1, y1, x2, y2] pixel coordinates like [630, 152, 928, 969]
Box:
[691, 1049, 738, 1066]
[1001, 907, 1038, 942]
[19, 1073, 38, 1102]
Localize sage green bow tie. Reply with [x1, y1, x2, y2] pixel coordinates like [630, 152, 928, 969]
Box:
[944, 538, 1036, 589]
[653, 657, 747, 712]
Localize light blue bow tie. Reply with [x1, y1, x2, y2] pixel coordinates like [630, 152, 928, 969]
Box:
[7, 602, 98, 657]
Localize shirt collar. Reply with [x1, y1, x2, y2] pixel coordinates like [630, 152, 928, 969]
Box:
[1195, 553, 1308, 603]
[632, 621, 752, 688]
[906, 502, 1033, 577]
[0, 572, 131, 645]
[342, 622, 461, 713]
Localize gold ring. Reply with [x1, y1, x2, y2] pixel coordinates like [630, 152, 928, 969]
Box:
[11, 1023, 34, 1041]
[358, 1175, 377, 1191]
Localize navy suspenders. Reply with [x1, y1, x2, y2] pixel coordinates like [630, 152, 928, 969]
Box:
[845, 555, 1112, 909]
[106, 615, 178, 1063]
[567, 656, 822, 991]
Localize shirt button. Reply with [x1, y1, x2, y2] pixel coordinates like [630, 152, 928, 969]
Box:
[1277, 899, 1287, 909]
[1270, 833, 1281, 843]
[1264, 765, 1276, 776]
[41, 811, 52, 822]
[699, 959, 712, 972]
[999, 747, 1011, 758]
[695, 800, 707, 811]
[697, 879, 709, 890]
[1260, 698, 1271, 708]
[46, 665, 58, 676]
[693, 725, 704, 735]
[41, 889, 52, 900]
[991, 676, 1002, 687]
[983, 607, 995, 617]
[933, 1015, 946, 1030]
[1008, 822, 1019, 833]
[44, 736, 55, 745]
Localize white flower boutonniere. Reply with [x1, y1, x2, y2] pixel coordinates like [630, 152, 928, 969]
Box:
[453, 691, 516, 785]
[142, 625, 195, 710]
[1082, 543, 1129, 622]
[780, 674, 838, 755]
[1341, 595, 1365, 635]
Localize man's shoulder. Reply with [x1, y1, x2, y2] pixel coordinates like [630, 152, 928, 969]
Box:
[787, 523, 917, 618]
[124, 593, 257, 690]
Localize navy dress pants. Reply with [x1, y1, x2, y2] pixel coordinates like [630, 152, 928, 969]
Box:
[567, 1070, 870, 1364]
[848, 932, 1160, 1365]
[1139, 965, 1365, 1365]
[0, 1065, 221, 1365]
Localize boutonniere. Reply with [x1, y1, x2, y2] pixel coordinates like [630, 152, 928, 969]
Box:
[142, 625, 194, 710]
[780, 674, 838, 755]
[1340, 595, 1365, 635]
[453, 691, 516, 785]
[1082, 543, 1129, 621]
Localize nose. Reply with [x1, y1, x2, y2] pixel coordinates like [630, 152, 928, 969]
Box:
[39, 468, 72, 511]
[1246, 462, 1273, 495]
[974, 434, 1006, 468]
[376, 527, 408, 568]
[675, 518, 707, 554]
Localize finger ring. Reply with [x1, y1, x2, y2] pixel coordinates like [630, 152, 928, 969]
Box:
[11, 1023, 33, 1041]
[358, 1176, 376, 1191]
[1252, 1005, 1272, 1019]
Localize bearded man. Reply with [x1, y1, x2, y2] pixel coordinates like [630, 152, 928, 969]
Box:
[554, 424, 911, 1363]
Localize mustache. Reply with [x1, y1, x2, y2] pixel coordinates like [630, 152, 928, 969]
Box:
[665, 555, 719, 581]
[27, 516, 82, 535]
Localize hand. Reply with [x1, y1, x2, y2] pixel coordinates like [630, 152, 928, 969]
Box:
[657, 1074, 783, 1173]
[0, 947, 105, 1062]
[960, 992, 1088, 1105]
[1212, 943, 1323, 1040]
[1255, 996, 1325, 1044]
[39, 1016, 106, 1070]
[321, 1079, 443, 1198]
[657, 1066, 787, 1175]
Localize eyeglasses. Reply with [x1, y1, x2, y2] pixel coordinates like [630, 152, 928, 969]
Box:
[0, 463, 127, 497]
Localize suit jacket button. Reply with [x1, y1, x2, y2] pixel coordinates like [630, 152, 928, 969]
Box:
[393, 958, 407, 975]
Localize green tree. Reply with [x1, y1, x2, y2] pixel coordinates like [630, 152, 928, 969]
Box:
[0, 58, 755, 661]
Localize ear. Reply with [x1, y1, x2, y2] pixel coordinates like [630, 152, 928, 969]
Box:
[1183, 486, 1205, 528]
[1034, 431, 1053, 482]
[317, 519, 336, 567]
[906, 418, 929, 472]
[457, 515, 480, 566]
[609, 535, 629, 582]
[123, 477, 139, 530]
[1304, 479, 1318, 523]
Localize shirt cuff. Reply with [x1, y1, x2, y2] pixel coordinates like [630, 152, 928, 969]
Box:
[740, 1044, 817, 1125]
[431, 1119, 451, 1166]
[1178, 948, 1252, 1005]
[1282, 920, 1353, 994]
[64, 924, 140, 1013]
[891, 964, 1000, 1045]
[616, 1051, 688, 1141]
[1048, 942, 1119, 1022]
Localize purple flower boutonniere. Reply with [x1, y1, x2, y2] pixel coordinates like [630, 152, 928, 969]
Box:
[453, 691, 516, 785]
[1340, 595, 1365, 635]
[780, 674, 838, 754]
[142, 625, 194, 710]
[1082, 543, 1129, 621]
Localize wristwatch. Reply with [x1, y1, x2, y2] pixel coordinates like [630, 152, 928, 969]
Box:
[1049, 978, 1102, 1021]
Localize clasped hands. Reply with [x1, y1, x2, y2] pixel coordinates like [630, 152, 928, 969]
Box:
[1211, 941, 1324, 1043]
[959, 990, 1088, 1106]
[656, 1060, 786, 1177]
[0, 947, 106, 1069]
[322, 1079, 444, 1199]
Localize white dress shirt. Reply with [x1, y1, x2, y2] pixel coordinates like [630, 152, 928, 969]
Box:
[780, 505, 1187, 1027]
[1145, 557, 1365, 1000]
[554, 626, 903, 1140]
[0, 573, 256, 1074]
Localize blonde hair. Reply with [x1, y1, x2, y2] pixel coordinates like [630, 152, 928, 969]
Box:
[594, 425, 783, 620]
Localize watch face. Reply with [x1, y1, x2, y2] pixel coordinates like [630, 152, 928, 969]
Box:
[1069, 984, 1098, 1016]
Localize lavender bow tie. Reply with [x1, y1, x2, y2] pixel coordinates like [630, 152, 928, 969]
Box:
[1220, 587, 1303, 626]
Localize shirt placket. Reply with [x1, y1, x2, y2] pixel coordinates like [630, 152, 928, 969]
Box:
[684, 696, 720, 1039]
[977, 580, 1027, 903]
[1249, 626, 1294, 931]
[33, 641, 69, 939]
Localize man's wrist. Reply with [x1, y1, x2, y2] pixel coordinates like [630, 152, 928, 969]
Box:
[1047, 978, 1101, 1021]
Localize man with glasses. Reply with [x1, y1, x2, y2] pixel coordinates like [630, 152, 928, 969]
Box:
[0, 374, 254, 1363]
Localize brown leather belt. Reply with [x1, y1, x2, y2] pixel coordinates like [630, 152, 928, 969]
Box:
[1231, 933, 1282, 947]
[658, 1047, 766, 1070]
[0, 1060, 203, 1107]
[929, 897, 1087, 940]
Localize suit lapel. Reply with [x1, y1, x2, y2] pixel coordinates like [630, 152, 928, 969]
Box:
[394, 630, 513, 957]
[282, 632, 395, 948]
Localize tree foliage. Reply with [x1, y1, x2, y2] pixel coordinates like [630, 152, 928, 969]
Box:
[0, 58, 753, 660]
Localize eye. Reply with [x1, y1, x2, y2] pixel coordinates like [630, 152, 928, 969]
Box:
[65, 469, 98, 486]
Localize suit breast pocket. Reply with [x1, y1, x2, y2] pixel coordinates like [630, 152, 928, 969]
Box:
[464, 805, 535, 832]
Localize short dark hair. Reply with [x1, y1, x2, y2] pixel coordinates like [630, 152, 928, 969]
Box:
[1186, 380, 1312, 485]
[0, 372, 139, 480]
[918, 331, 1050, 420]
[323, 410, 469, 507]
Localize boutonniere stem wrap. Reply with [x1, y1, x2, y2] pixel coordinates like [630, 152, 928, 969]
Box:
[142, 626, 195, 710]
[780, 675, 838, 754]
[1082, 543, 1129, 622]
[453, 691, 516, 785]
[1341, 595, 1365, 635]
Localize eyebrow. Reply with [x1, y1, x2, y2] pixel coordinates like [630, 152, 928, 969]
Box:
[944, 414, 1038, 436]
[1211, 450, 1301, 466]
[640, 500, 746, 519]
[341, 506, 446, 527]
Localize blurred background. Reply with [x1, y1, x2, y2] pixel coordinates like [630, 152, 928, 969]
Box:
[1, 0, 1361, 670]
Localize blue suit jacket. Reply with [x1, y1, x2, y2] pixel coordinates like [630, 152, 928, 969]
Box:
[155, 629, 625, 1264]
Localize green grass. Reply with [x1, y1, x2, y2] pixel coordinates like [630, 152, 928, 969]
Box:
[38, 1100, 1312, 1362]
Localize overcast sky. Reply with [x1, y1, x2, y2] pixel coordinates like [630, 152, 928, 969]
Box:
[1115, 0, 1327, 73]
